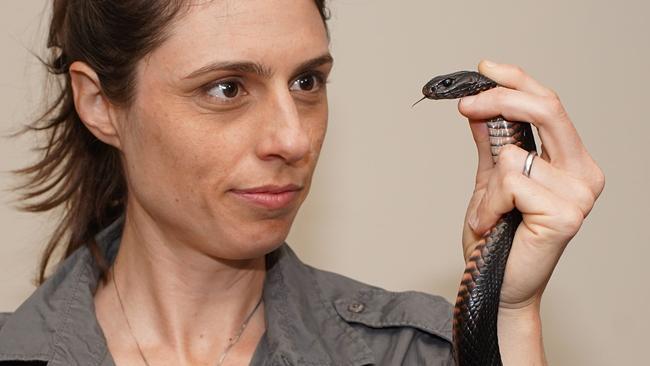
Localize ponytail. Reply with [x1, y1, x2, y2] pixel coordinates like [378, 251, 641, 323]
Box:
[15, 0, 330, 285]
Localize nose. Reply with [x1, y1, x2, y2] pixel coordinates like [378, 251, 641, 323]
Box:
[255, 87, 310, 165]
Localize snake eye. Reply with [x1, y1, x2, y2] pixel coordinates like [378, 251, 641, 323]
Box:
[441, 78, 454, 87]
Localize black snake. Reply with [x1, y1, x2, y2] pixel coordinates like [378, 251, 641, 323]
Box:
[419, 71, 538, 365]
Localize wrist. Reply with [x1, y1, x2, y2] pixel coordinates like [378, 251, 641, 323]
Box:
[497, 300, 547, 365]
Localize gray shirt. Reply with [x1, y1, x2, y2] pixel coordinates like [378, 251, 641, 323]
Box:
[0, 218, 454, 365]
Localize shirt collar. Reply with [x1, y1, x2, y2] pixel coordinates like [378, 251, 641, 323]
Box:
[0, 218, 375, 366]
[0, 217, 122, 365]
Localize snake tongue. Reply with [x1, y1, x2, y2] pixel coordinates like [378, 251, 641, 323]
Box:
[411, 96, 427, 108]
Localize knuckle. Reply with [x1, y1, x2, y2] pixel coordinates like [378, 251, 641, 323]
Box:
[501, 170, 522, 192]
[592, 167, 606, 193]
[508, 64, 527, 78]
[492, 86, 510, 103]
[572, 183, 597, 215]
[575, 157, 606, 198]
[559, 206, 585, 236]
[542, 94, 567, 119]
[546, 88, 560, 99]
[500, 143, 521, 155]
[497, 144, 523, 170]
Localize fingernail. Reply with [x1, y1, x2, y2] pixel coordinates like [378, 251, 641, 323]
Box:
[468, 212, 479, 232]
[483, 59, 497, 68]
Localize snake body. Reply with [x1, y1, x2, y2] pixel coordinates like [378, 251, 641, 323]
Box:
[420, 71, 537, 365]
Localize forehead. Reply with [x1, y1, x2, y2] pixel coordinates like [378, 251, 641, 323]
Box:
[149, 0, 329, 76]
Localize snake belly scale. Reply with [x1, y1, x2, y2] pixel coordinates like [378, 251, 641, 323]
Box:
[420, 71, 537, 366]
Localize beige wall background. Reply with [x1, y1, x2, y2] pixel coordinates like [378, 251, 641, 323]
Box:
[1, 0, 648, 364]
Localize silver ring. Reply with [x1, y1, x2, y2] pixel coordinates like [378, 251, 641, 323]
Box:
[522, 151, 537, 177]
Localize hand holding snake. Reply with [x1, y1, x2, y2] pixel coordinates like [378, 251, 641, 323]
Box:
[421, 60, 604, 365]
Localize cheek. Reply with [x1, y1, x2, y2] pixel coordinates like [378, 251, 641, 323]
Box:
[310, 123, 327, 165]
[302, 98, 329, 159]
[120, 95, 243, 212]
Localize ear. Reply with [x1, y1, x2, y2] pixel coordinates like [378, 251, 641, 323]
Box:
[69, 61, 122, 149]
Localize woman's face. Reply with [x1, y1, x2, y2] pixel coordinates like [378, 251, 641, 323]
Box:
[117, 0, 332, 259]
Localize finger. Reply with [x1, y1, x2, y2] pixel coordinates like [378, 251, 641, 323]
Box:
[469, 161, 584, 240]
[467, 117, 496, 177]
[458, 86, 585, 164]
[494, 145, 600, 217]
[478, 60, 554, 97]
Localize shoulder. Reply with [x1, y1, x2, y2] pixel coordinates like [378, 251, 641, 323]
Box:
[0, 313, 10, 332]
[308, 265, 454, 364]
[0, 312, 45, 364]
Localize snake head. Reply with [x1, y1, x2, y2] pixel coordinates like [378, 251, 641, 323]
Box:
[421, 71, 497, 99]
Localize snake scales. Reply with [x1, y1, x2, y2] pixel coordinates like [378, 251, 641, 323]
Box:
[419, 71, 537, 365]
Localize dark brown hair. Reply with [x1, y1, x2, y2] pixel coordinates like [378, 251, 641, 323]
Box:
[16, 0, 330, 285]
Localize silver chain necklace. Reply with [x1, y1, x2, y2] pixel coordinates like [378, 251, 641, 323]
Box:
[111, 267, 263, 366]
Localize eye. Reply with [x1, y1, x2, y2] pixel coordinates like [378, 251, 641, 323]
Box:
[206, 80, 243, 99]
[290, 74, 323, 92]
[441, 78, 454, 87]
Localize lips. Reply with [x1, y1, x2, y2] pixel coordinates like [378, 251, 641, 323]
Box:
[230, 184, 302, 210]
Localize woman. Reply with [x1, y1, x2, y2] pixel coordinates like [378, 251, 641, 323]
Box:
[0, 0, 604, 365]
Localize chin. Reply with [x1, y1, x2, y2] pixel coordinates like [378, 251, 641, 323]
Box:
[220, 237, 286, 261]
[216, 219, 294, 260]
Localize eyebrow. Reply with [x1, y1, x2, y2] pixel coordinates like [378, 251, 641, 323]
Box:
[183, 53, 334, 80]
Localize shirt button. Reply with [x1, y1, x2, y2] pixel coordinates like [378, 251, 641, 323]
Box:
[348, 302, 365, 313]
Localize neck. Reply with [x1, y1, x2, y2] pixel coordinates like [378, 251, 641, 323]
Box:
[96, 205, 266, 363]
